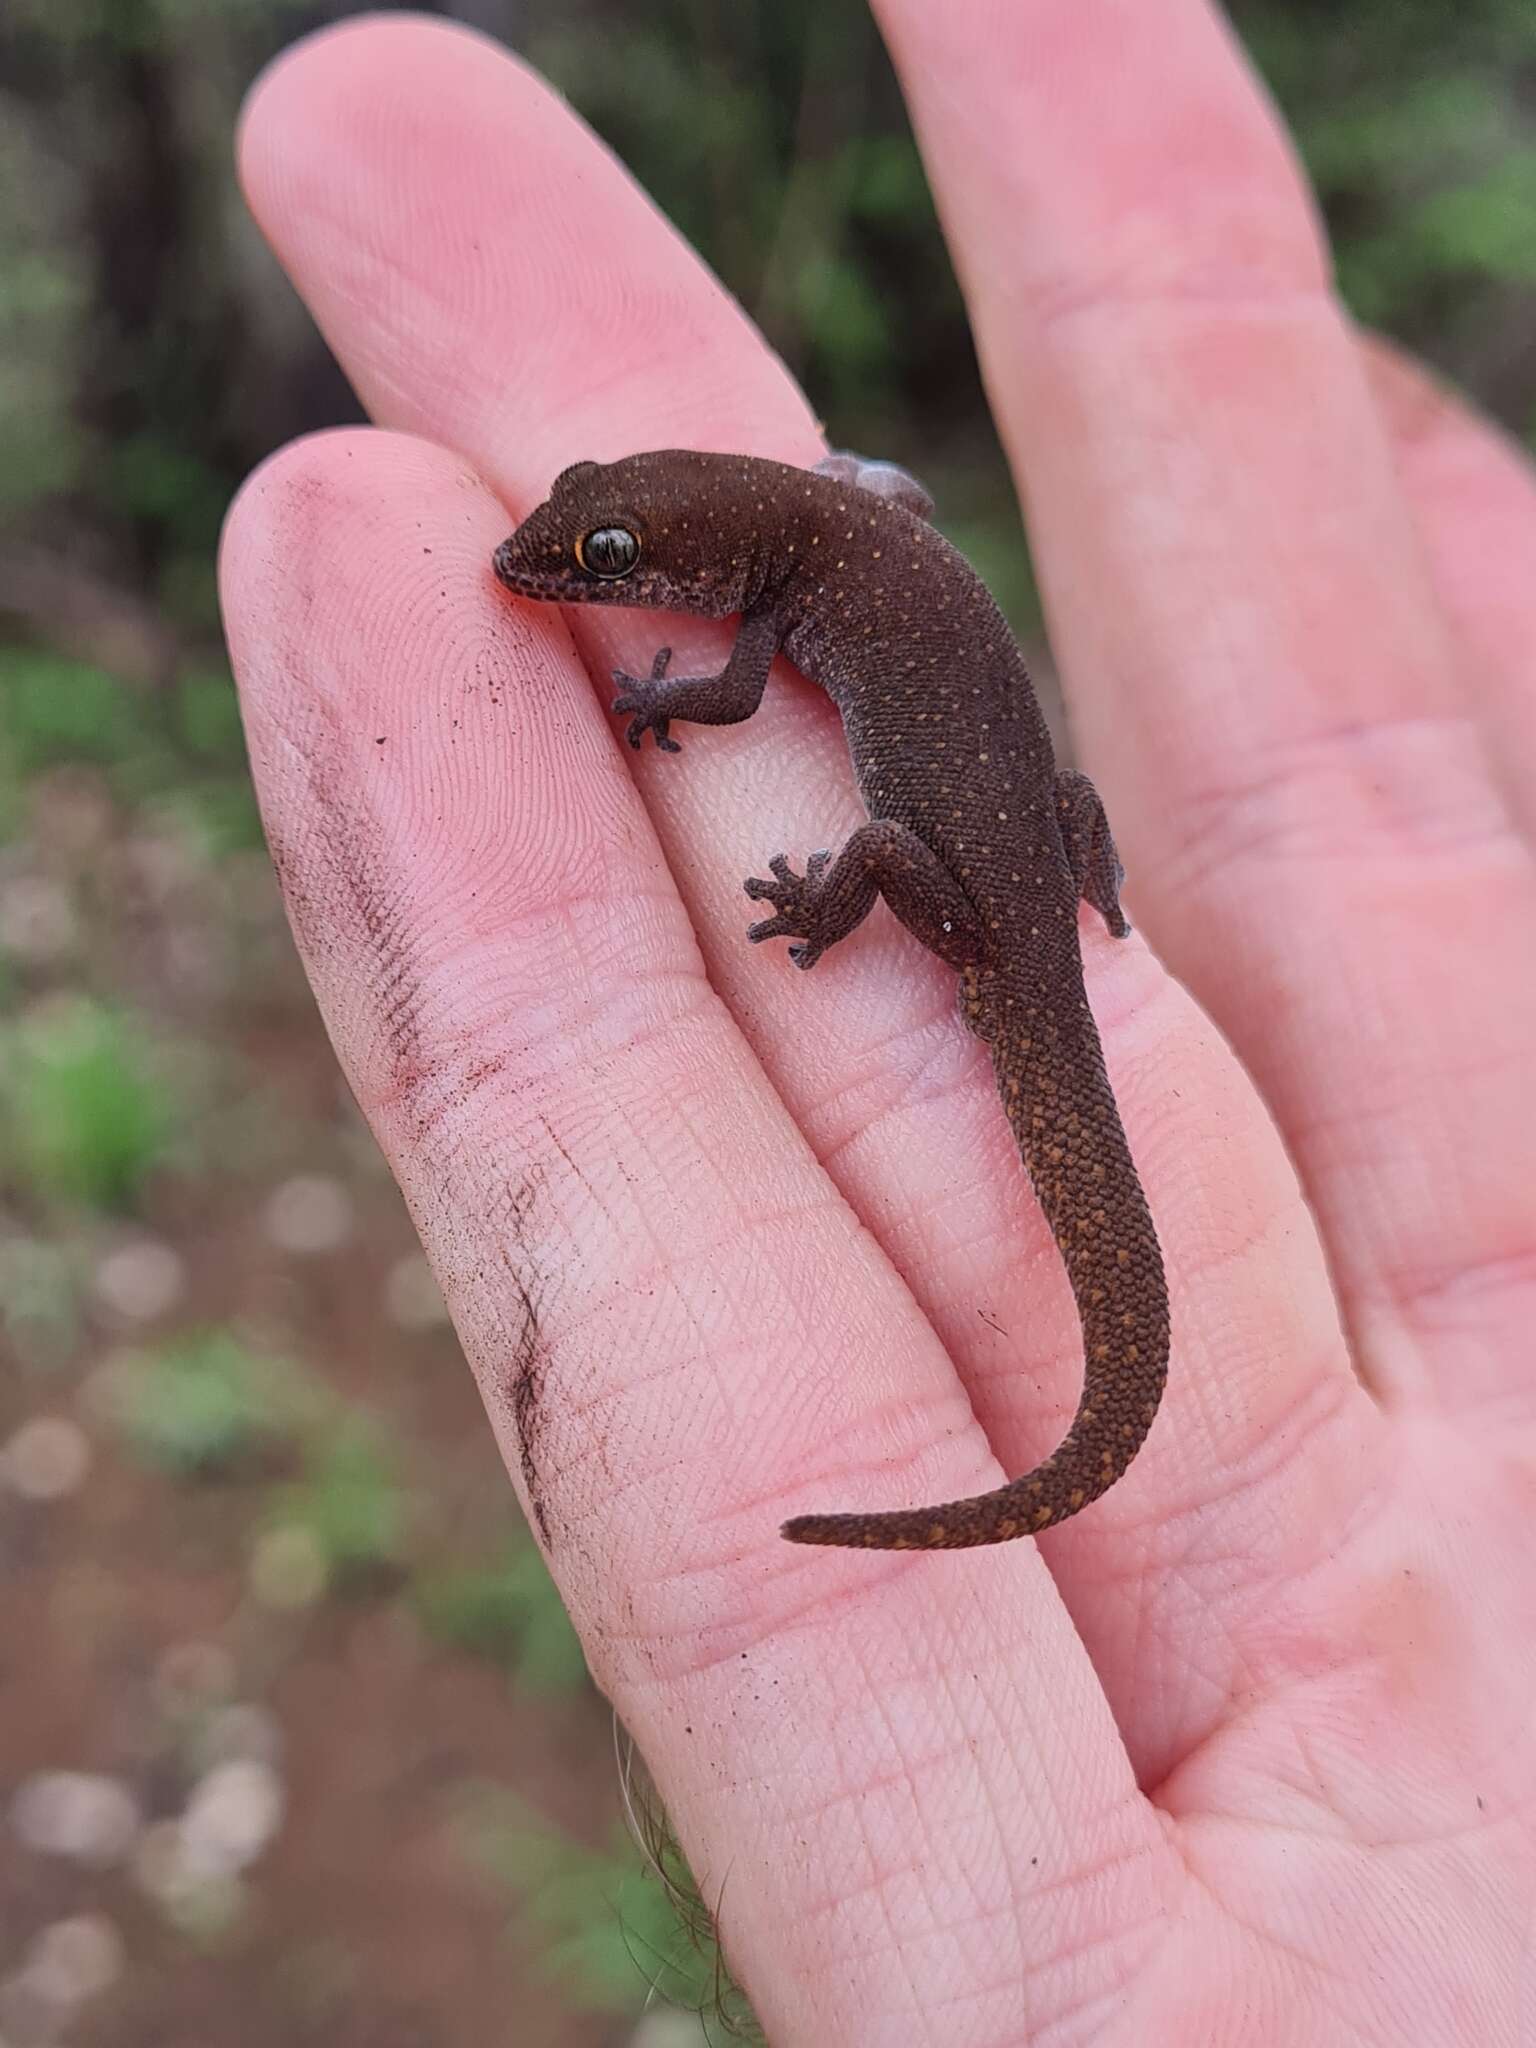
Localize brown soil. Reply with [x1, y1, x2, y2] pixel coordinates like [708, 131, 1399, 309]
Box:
[1, 778, 632, 2048]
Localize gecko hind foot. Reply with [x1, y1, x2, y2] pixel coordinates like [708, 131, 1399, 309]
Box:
[744, 849, 834, 967]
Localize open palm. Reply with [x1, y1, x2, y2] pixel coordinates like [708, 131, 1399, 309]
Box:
[220, 7, 1536, 2042]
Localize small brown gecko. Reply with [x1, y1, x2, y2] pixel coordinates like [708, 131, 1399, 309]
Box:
[493, 450, 1168, 1549]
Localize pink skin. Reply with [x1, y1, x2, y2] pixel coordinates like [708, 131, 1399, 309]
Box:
[220, 10, 1536, 2045]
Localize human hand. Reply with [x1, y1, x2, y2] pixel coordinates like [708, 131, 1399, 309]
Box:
[220, 8, 1536, 2042]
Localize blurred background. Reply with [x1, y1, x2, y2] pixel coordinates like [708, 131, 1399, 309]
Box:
[1, 2, 1532, 2043]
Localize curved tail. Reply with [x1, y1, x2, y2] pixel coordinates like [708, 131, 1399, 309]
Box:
[783, 999, 1168, 1550]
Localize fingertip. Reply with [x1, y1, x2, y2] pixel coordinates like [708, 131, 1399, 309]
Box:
[232, 10, 822, 476]
[237, 10, 519, 207]
[219, 425, 463, 622]
[220, 423, 355, 552]
[218, 429, 528, 793]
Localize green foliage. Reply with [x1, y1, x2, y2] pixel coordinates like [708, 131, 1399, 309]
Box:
[0, 652, 146, 776]
[0, 649, 262, 849]
[416, 1542, 589, 1694]
[937, 513, 1038, 637]
[103, 1327, 305, 1475]
[102, 1328, 419, 1600]
[101, 432, 230, 551]
[1239, 0, 1536, 402]
[146, 778, 265, 859]
[526, 7, 965, 437]
[0, 1233, 85, 1372]
[0, 650, 250, 775]
[0, 123, 88, 511]
[461, 1790, 760, 2037]
[4, 0, 313, 62]
[1336, 146, 1536, 328]
[270, 1419, 412, 1584]
[0, 997, 177, 1210]
[173, 670, 248, 761]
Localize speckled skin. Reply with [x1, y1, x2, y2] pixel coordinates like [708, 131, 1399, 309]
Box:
[493, 451, 1168, 1549]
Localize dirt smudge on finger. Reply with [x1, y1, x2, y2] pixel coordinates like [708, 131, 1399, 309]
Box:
[501, 1175, 553, 1547]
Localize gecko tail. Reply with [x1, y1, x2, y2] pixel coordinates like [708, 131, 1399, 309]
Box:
[784, 1008, 1169, 1553]
[780, 1408, 1155, 1551]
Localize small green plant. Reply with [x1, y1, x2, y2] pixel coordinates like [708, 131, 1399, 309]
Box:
[103, 1329, 305, 1476]
[155, 670, 264, 854]
[172, 670, 247, 762]
[0, 997, 177, 1210]
[460, 1789, 761, 2038]
[0, 652, 143, 775]
[269, 1419, 412, 1586]
[416, 1542, 588, 1693]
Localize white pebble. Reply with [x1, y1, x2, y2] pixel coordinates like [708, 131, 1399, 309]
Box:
[131, 1818, 189, 1903]
[629, 2009, 715, 2048]
[129, 1819, 249, 1934]
[249, 1524, 327, 1610]
[194, 1703, 284, 1770]
[384, 1253, 449, 1330]
[0, 1418, 91, 1502]
[263, 1175, 354, 1254]
[0, 878, 77, 961]
[23, 1915, 124, 2004]
[179, 1760, 284, 1877]
[34, 769, 112, 853]
[10, 1772, 141, 1865]
[124, 829, 196, 900]
[161, 1869, 248, 1938]
[93, 1240, 185, 1321]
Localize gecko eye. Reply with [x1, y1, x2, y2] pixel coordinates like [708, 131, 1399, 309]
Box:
[575, 526, 641, 579]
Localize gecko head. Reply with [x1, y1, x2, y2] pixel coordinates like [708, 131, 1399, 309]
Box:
[492, 452, 762, 618]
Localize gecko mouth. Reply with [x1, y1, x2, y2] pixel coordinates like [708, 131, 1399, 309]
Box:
[491, 537, 533, 588]
[491, 540, 567, 599]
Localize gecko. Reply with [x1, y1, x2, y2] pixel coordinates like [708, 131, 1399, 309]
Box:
[492, 449, 1169, 1550]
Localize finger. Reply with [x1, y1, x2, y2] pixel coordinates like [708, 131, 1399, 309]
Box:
[238, 15, 820, 479]
[1359, 333, 1536, 834]
[220, 430, 1183, 2039]
[871, 0, 1536, 1418]
[236, 13, 1389, 1778]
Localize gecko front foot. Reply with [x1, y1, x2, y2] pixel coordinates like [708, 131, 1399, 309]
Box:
[611, 647, 680, 752]
[744, 850, 834, 968]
